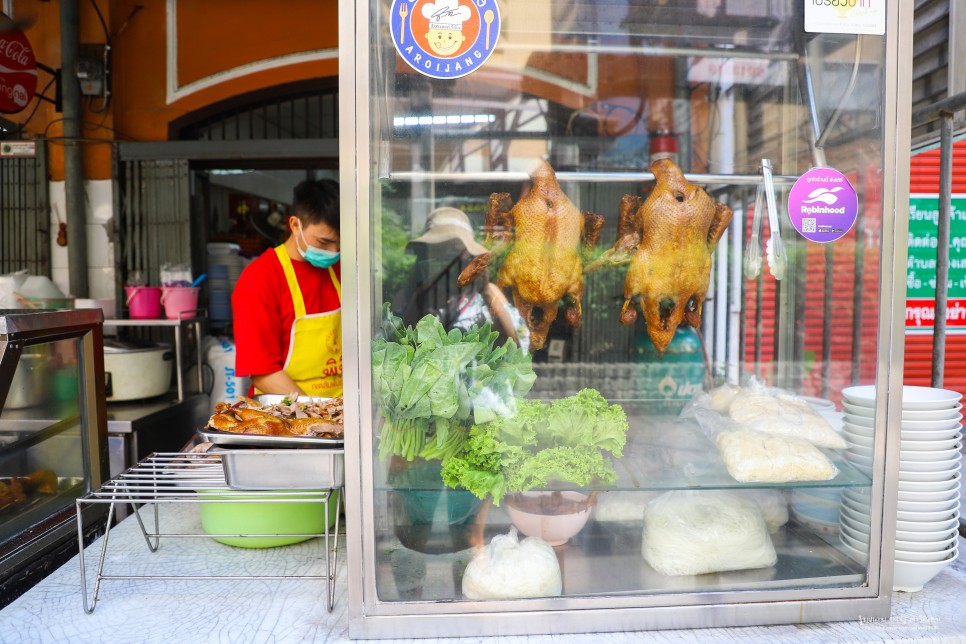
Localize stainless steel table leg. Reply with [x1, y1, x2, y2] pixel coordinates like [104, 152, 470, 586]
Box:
[174, 324, 184, 400]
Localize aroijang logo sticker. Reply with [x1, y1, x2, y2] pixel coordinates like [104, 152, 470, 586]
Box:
[390, 0, 501, 80]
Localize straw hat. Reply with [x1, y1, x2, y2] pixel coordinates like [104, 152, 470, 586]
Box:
[410, 207, 489, 256]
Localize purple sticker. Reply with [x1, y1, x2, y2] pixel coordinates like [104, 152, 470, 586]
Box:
[787, 167, 858, 243]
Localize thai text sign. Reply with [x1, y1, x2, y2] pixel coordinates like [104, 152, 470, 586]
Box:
[905, 194, 966, 333]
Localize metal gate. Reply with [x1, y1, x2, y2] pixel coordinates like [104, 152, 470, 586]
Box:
[0, 148, 50, 277]
[111, 158, 191, 307]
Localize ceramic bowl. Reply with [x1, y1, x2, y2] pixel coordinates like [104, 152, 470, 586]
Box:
[898, 472, 961, 492]
[845, 451, 874, 469]
[841, 499, 872, 522]
[840, 530, 870, 555]
[899, 444, 962, 462]
[844, 431, 874, 448]
[896, 526, 958, 543]
[900, 434, 962, 451]
[847, 445, 874, 459]
[896, 507, 958, 522]
[504, 491, 593, 547]
[842, 421, 875, 437]
[895, 545, 958, 563]
[895, 514, 960, 533]
[899, 453, 962, 473]
[842, 401, 875, 417]
[843, 487, 873, 505]
[895, 533, 958, 553]
[901, 426, 964, 441]
[839, 519, 871, 545]
[839, 538, 870, 565]
[844, 414, 875, 428]
[900, 468, 962, 483]
[839, 509, 871, 535]
[896, 492, 960, 514]
[898, 487, 960, 503]
[893, 552, 959, 592]
[901, 404, 964, 421]
[901, 416, 963, 431]
[843, 385, 962, 410]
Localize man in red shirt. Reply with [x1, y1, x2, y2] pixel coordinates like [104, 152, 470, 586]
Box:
[232, 179, 342, 397]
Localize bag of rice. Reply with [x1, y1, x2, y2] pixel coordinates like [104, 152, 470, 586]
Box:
[642, 490, 777, 576]
[462, 527, 561, 599]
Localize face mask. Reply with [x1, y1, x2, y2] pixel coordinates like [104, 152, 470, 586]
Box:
[297, 224, 340, 268]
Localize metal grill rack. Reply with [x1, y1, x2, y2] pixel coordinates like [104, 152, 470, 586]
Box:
[75, 452, 343, 613]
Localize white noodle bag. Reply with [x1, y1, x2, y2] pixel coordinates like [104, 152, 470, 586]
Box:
[716, 428, 839, 483]
[727, 381, 846, 449]
[737, 489, 789, 533]
[462, 527, 561, 599]
[642, 490, 777, 576]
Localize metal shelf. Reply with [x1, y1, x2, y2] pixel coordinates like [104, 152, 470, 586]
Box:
[75, 452, 343, 614]
[385, 170, 798, 186]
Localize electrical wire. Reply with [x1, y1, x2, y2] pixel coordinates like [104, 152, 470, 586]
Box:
[13, 78, 57, 133]
[88, 0, 111, 46]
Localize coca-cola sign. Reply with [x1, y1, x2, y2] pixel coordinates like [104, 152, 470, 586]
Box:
[0, 13, 38, 114]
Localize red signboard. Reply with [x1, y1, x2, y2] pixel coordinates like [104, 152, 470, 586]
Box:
[905, 297, 966, 333]
[0, 13, 38, 114]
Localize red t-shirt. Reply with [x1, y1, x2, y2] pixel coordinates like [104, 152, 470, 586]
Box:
[232, 248, 341, 379]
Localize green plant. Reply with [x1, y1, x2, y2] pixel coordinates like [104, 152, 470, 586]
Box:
[440, 389, 628, 505]
[372, 304, 536, 462]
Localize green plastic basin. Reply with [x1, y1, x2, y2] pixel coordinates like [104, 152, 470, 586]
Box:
[198, 489, 340, 548]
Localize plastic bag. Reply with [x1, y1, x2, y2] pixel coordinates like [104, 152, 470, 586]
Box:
[462, 527, 561, 599]
[641, 490, 777, 576]
[161, 263, 192, 287]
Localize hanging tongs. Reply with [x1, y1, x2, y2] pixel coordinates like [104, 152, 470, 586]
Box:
[742, 158, 786, 281]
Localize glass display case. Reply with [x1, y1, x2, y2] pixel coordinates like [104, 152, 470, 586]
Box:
[0, 309, 109, 602]
[341, 0, 912, 637]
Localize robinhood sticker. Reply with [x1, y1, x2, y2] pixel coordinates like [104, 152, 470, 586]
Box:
[391, 0, 501, 80]
[788, 167, 858, 243]
[804, 0, 885, 35]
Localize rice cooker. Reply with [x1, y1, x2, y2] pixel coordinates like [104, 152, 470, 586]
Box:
[103, 339, 174, 402]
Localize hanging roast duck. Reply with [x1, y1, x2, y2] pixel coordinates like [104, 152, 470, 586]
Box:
[586, 158, 733, 355]
[457, 160, 604, 350]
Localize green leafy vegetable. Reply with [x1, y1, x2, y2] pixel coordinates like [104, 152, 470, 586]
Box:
[373, 304, 536, 462]
[441, 388, 628, 505]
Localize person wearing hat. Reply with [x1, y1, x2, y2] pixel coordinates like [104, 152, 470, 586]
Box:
[232, 179, 343, 397]
[397, 206, 525, 347]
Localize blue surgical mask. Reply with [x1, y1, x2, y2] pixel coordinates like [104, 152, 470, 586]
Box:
[297, 225, 340, 268]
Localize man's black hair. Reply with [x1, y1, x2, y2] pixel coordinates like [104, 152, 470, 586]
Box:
[293, 179, 340, 231]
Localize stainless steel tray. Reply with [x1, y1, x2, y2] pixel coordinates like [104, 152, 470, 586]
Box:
[197, 427, 344, 448]
[211, 447, 345, 490]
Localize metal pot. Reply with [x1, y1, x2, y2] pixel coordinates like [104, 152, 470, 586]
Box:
[6, 352, 47, 409]
[103, 339, 174, 402]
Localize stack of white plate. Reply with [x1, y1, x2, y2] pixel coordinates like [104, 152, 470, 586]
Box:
[839, 385, 963, 592]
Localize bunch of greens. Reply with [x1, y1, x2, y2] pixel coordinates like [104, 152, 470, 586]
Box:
[372, 304, 536, 462]
[440, 388, 628, 505]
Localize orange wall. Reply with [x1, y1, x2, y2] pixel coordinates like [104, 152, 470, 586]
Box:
[13, 0, 340, 180]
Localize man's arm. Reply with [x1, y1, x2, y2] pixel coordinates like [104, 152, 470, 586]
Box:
[251, 370, 306, 396]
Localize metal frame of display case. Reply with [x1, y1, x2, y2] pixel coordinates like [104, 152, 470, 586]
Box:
[339, 0, 913, 637]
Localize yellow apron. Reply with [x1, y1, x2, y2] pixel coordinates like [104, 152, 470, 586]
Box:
[264, 245, 343, 398]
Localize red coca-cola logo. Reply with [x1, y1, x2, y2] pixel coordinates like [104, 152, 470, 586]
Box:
[0, 13, 38, 114]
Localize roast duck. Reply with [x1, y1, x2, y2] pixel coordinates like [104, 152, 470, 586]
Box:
[0, 469, 58, 513]
[206, 395, 344, 438]
[586, 158, 734, 355]
[457, 160, 604, 350]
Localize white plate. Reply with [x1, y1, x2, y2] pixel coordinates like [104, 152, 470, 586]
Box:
[841, 499, 872, 522]
[898, 487, 960, 503]
[842, 421, 875, 437]
[847, 445, 873, 459]
[896, 526, 958, 543]
[900, 468, 962, 483]
[896, 507, 958, 522]
[899, 453, 962, 473]
[843, 385, 962, 410]
[839, 538, 870, 565]
[840, 530, 870, 554]
[839, 509, 871, 535]
[839, 520, 871, 545]
[901, 434, 962, 450]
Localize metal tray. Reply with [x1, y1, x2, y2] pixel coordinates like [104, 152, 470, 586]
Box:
[211, 447, 345, 490]
[197, 427, 344, 448]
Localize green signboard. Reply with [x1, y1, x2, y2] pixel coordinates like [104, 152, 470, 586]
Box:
[906, 194, 966, 333]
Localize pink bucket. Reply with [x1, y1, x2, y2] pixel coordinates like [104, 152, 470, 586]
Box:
[161, 286, 200, 319]
[125, 286, 162, 319]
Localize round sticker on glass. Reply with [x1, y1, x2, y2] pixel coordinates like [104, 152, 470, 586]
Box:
[787, 167, 858, 243]
[390, 0, 501, 80]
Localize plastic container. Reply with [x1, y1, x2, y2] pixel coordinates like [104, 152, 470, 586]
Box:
[125, 286, 162, 319]
[198, 489, 340, 548]
[161, 286, 200, 319]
